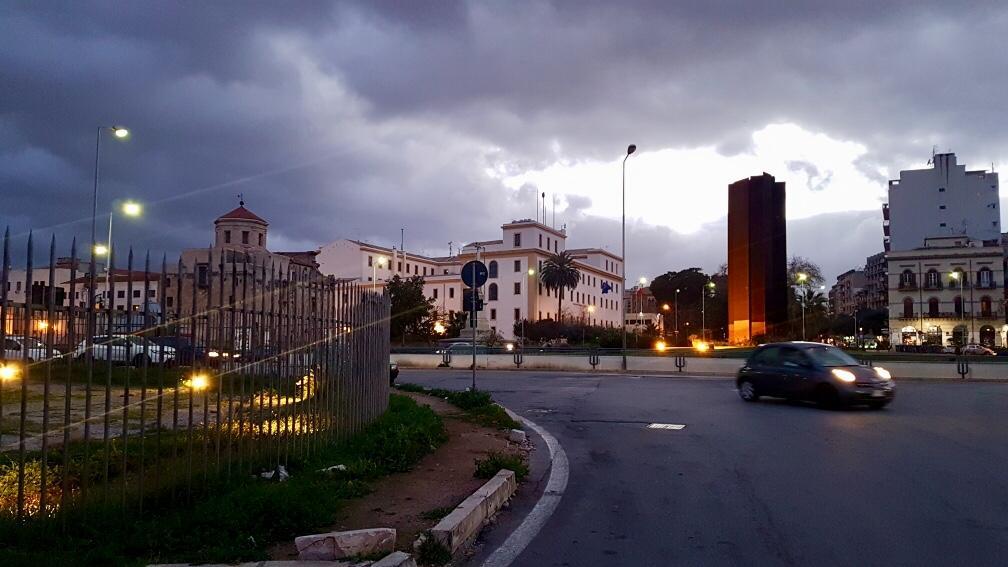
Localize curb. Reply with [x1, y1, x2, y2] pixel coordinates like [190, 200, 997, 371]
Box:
[427, 469, 518, 553]
[477, 408, 568, 567]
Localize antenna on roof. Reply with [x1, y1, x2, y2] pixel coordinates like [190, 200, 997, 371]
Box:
[238, 193, 245, 207]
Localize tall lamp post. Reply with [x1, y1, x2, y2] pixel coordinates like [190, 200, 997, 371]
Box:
[796, 272, 809, 340]
[703, 280, 715, 341]
[621, 143, 637, 371]
[372, 256, 387, 291]
[91, 126, 130, 251]
[524, 267, 536, 346]
[100, 200, 142, 302]
[950, 270, 965, 344]
[674, 288, 681, 345]
[661, 303, 670, 338]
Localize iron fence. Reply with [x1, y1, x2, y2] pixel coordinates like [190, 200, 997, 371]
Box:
[0, 228, 391, 521]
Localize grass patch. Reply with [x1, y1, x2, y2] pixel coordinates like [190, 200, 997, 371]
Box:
[396, 384, 520, 430]
[415, 531, 452, 566]
[0, 394, 446, 567]
[420, 505, 456, 521]
[474, 452, 528, 481]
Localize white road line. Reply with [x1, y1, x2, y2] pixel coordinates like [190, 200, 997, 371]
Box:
[480, 412, 569, 567]
[647, 423, 686, 430]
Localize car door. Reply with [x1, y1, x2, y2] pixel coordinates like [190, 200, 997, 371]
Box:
[4, 338, 21, 361]
[747, 346, 783, 396]
[778, 347, 814, 399]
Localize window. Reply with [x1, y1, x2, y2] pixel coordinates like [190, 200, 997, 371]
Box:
[900, 270, 916, 288]
[148, 289, 155, 297]
[903, 297, 914, 318]
[939, 205, 946, 210]
[489, 261, 498, 278]
[547, 237, 551, 250]
[514, 308, 520, 320]
[981, 297, 993, 317]
[749, 346, 780, 367]
[925, 269, 940, 289]
[433, 288, 438, 299]
[488, 283, 498, 301]
[368, 256, 373, 267]
[258, 234, 263, 246]
[225, 230, 231, 243]
[554, 241, 558, 252]
[513, 233, 521, 247]
[133, 289, 141, 298]
[928, 298, 939, 317]
[449, 287, 455, 299]
[490, 308, 497, 320]
[406, 263, 411, 273]
[514, 282, 521, 295]
[978, 267, 994, 288]
[117, 290, 125, 299]
[939, 223, 947, 227]
[398, 261, 402, 271]
[514, 260, 521, 272]
[166, 297, 174, 308]
[939, 187, 946, 192]
[242, 231, 249, 244]
[954, 296, 963, 317]
[539, 234, 543, 247]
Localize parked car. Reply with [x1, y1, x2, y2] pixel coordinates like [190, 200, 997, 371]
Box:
[3, 336, 51, 362]
[736, 342, 895, 409]
[75, 335, 176, 366]
[962, 344, 996, 356]
[437, 342, 489, 355]
[390, 360, 399, 384]
[149, 336, 203, 365]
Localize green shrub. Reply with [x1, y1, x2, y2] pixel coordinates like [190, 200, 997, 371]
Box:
[415, 531, 452, 566]
[474, 452, 528, 481]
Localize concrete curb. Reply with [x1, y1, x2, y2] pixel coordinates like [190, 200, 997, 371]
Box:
[428, 469, 518, 553]
[478, 410, 569, 567]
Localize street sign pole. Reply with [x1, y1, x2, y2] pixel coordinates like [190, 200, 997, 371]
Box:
[472, 248, 478, 391]
[461, 255, 488, 392]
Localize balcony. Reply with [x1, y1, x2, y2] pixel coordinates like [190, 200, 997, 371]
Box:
[898, 281, 917, 291]
[921, 282, 943, 291]
[975, 281, 998, 290]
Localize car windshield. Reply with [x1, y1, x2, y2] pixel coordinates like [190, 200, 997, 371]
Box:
[804, 345, 859, 367]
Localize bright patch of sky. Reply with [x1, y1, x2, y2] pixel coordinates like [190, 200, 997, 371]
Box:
[493, 123, 887, 233]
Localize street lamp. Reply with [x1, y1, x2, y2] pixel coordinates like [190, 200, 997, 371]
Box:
[372, 256, 387, 290]
[91, 125, 130, 253]
[522, 268, 536, 346]
[621, 143, 636, 371]
[703, 280, 715, 341]
[950, 270, 967, 343]
[674, 288, 680, 345]
[796, 273, 809, 341]
[104, 200, 142, 297]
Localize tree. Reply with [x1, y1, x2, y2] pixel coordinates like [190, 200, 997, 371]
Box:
[788, 256, 825, 287]
[386, 274, 435, 343]
[539, 250, 581, 322]
[649, 268, 727, 345]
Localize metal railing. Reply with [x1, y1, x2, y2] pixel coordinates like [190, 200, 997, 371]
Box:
[0, 229, 391, 521]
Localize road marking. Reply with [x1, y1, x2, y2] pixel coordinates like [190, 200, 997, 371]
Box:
[647, 423, 686, 430]
[480, 410, 569, 567]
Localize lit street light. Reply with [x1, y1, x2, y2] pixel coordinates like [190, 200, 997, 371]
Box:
[674, 288, 680, 345]
[796, 272, 809, 340]
[373, 256, 387, 290]
[621, 143, 636, 371]
[702, 280, 715, 342]
[105, 199, 143, 300]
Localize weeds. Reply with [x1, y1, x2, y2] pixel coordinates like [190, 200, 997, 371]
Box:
[396, 384, 520, 430]
[415, 531, 452, 566]
[474, 452, 528, 481]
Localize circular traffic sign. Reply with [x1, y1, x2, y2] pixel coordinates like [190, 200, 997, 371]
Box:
[461, 260, 489, 288]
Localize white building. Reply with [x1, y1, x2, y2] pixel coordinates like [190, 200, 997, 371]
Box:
[317, 219, 624, 340]
[887, 236, 1005, 347]
[886, 153, 1001, 252]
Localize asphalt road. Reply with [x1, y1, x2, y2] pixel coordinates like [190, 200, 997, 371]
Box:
[401, 369, 1008, 567]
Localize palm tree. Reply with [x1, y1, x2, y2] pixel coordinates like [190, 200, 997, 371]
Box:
[539, 250, 581, 322]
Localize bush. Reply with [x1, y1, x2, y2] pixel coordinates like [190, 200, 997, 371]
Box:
[474, 452, 528, 481]
[416, 531, 452, 566]
[396, 385, 519, 430]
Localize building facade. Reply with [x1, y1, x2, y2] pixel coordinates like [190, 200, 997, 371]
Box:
[828, 269, 867, 316]
[887, 237, 1006, 347]
[622, 285, 664, 334]
[886, 153, 1001, 252]
[862, 251, 888, 311]
[727, 173, 787, 343]
[317, 219, 624, 340]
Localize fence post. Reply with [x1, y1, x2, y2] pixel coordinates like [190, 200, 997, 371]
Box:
[956, 357, 970, 379]
[513, 350, 523, 368]
[588, 349, 600, 370]
[440, 350, 451, 367]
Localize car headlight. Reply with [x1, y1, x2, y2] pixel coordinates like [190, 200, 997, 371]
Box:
[874, 367, 892, 380]
[208, 351, 220, 358]
[831, 368, 856, 383]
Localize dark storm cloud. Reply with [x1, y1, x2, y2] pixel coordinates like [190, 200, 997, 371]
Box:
[1, 1, 1004, 280]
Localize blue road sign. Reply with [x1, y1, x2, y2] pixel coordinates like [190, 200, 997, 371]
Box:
[461, 260, 489, 288]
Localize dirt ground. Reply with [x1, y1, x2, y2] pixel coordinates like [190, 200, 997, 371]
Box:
[271, 390, 524, 558]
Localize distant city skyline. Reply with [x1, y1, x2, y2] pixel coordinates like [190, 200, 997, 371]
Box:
[3, 2, 1007, 284]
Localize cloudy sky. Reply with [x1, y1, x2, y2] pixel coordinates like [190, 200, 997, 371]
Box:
[2, 1, 1006, 282]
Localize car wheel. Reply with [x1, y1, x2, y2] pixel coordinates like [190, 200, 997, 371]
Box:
[815, 384, 840, 408]
[738, 380, 759, 402]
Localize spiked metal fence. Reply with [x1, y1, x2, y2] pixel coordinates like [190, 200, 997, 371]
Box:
[0, 229, 391, 521]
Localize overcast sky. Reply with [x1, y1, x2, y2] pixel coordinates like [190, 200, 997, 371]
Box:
[2, 1, 1006, 282]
